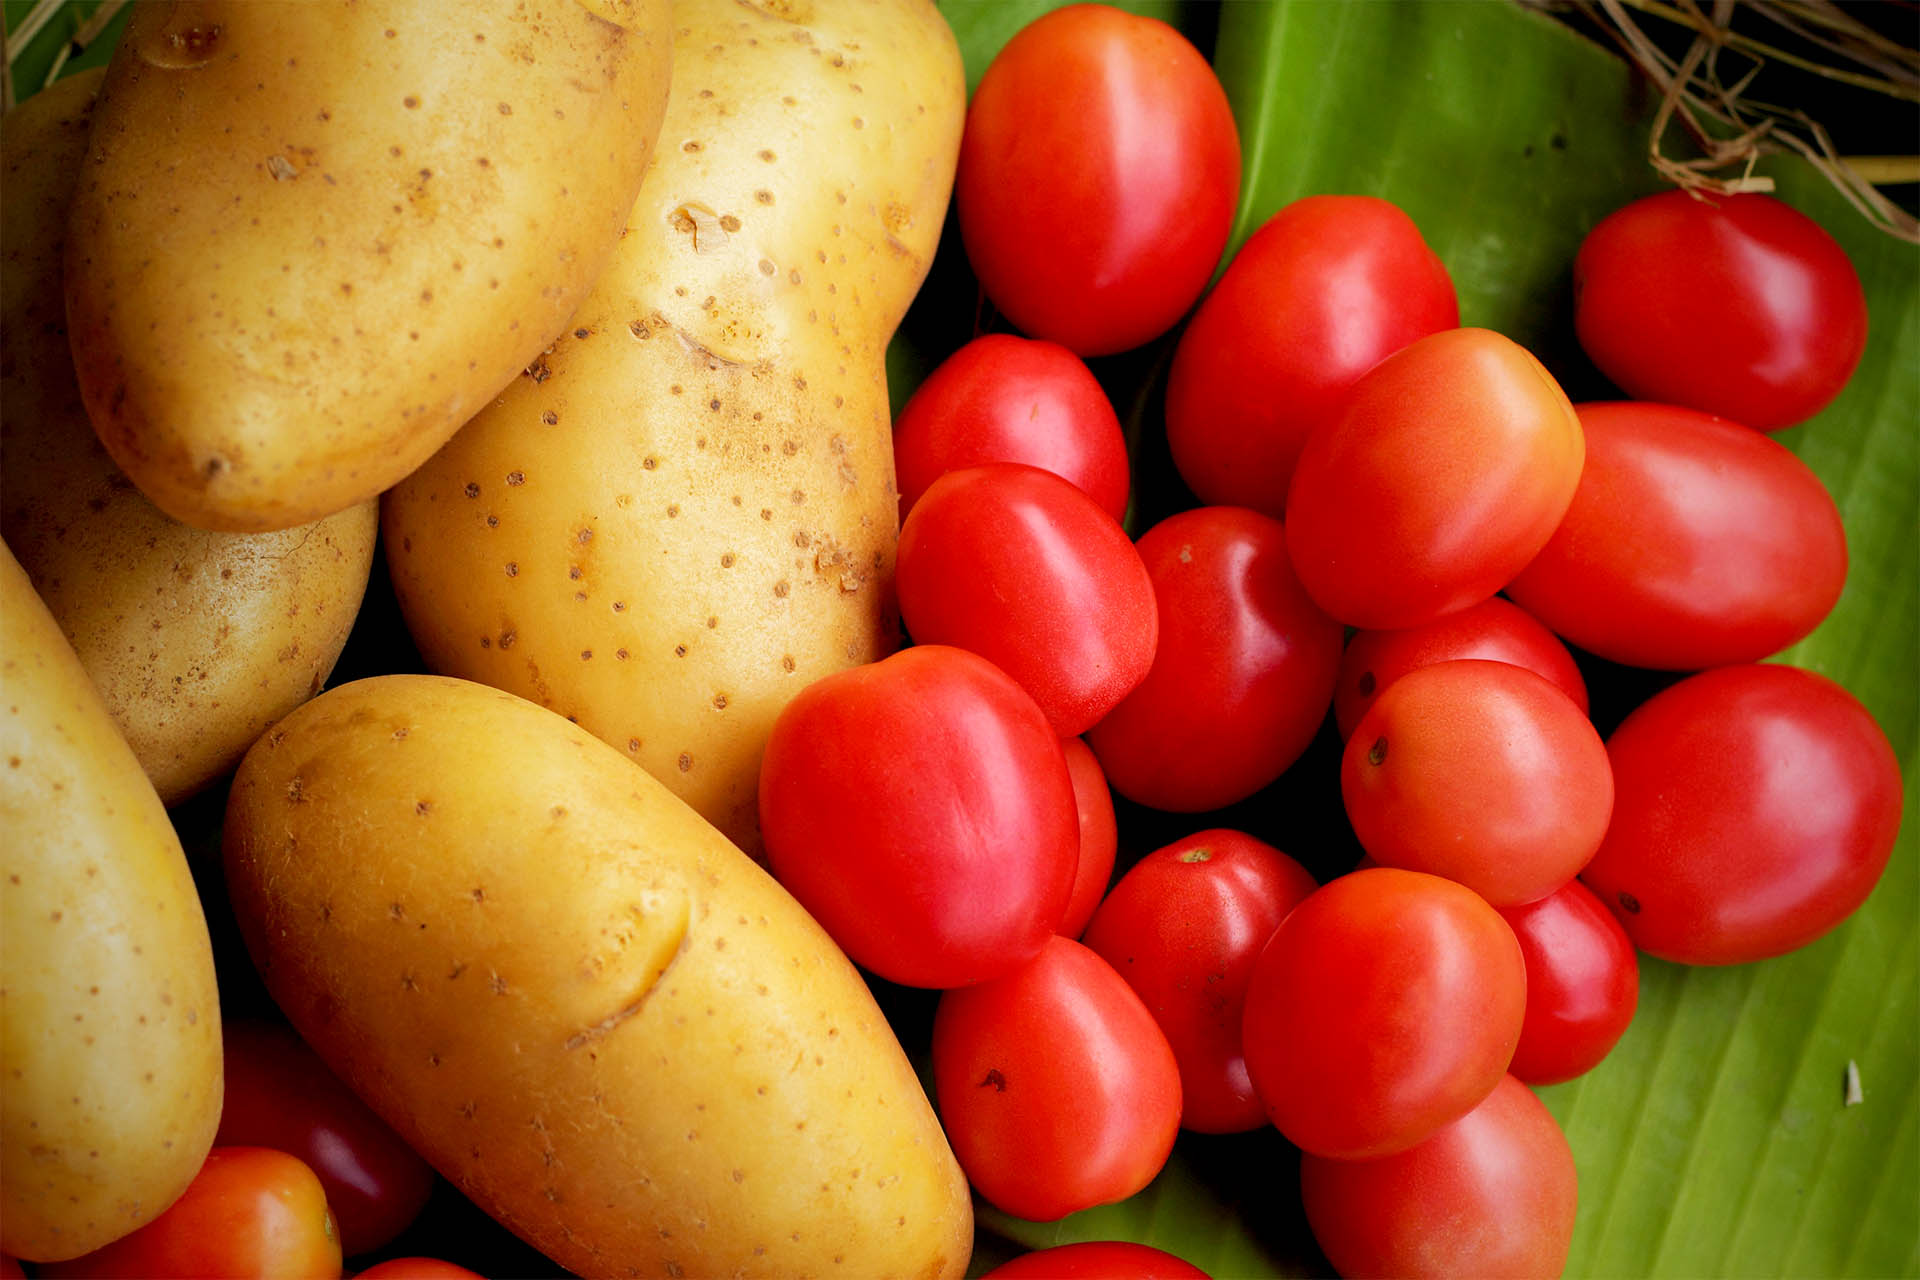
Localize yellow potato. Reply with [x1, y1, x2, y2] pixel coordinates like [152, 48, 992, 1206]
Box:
[0, 540, 223, 1262]
[223, 674, 972, 1278]
[64, 0, 673, 532]
[384, 0, 965, 855]
[2, 69, 378, 806]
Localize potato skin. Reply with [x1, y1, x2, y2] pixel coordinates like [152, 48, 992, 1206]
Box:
[64, 0, 673, 532]
[0, 541, 223, 1262]
[223, 674, 972, 1279]
[384, 0, 966, 855]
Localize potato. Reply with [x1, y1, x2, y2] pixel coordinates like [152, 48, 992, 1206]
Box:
[223, 674, 972, 1278]
[2, 69, 378, 806]
[384, 0, 965, 855]
[0, 540, 223, 1262]
[63, 0, 673, 532]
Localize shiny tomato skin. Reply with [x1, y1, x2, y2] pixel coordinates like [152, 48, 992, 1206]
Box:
[1059, 736, 1119, 939]
[1504, 401, 1848, 670]
[893, 334, 1130, 522]
[983, 1241, 1211, 1279]
[1086, 507, 1343, 812]
[1166, 195, 1458, 517]
[1284, 327, 1583, 630]
[1574, 191, 1867, 430]
[1580, 663, 1903, 965]
[1081, 829, 1318, 1134]
[1497, 879, 1640, 1085]
[1241, 868, 1526, 1159]
[1300, 1075, 1577, 1280]
[933, 936, 1182, 1221]
[352, 1263, 485, 1280]
[897, 464, 1158, 737]
[759, 644, 1078, 988]
[956, 4, 1240, 355]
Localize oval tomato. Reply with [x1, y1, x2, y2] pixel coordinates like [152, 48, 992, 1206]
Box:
[983, 1241, 1210, 1279]
[353, 1262, 485, 1280]
[1497, 878, 1639, 1085]
[1059, 736, 1119, 940]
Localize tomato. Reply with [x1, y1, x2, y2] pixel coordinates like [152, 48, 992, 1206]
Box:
[897, 464, 1158, 737]
[1059, 736, 1119, 940]
[893, 334, 1130, 523]
[1284, 327, 1583, 630]
[1081, 829, 1318, 1134]
[983, 1241, 1211, 1279]
[1086, 507, 1343, 812]
[955, 4, 1240, 355]
[1241, 868, 1525, 1159]
[44, 1147, 341, 1280]
[353, 1262, 484, 1279]
[1504, 401, 1848, 670]
[1497, 878, 1640, 1085]
[1580, 663, 1903, 965]
[1300, 1075, 1577, 1280]
[759, 644, 1077, 988]
[932, 936, 1181, 1221]
[1166, 195, 1458, 517]
[218, 1020, 435, 1257]
[1573, 190, 1868, 430]
[1341, 660, 1612, 906]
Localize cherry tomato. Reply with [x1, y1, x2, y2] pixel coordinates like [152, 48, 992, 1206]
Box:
[1086, 507, 1343, 812]
[1580, 663, 1902, 965]
[932, 936, 1181, 1221]
[1166, 195, 1458, 517]
[955, 4, 1240, 355]
[1284, 327, 1583, 630]
[1241, 868, 1525, 1159]
[1081, 829, 1318, 1134]
[1341, 660, 1612, 906]
[353, 1261, 485, 1279]
[897, 464, 1158, 737]
[1574, 190, 1867, 430]
[759, 644, 1077, 988]
[1497, 878, 1640, 1085]
[983, 1241, 1211, 1279]
[893, 334, 1130, 522]
[1059, 736, 1119, 940]
[1504, 401, 1848, 670]
[1300, 1075, 1577, 1280]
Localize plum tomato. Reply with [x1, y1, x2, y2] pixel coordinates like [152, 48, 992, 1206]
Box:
[1166, 195, 1458, 517]
[1284, 327, 1583, 630]
[983, 1241, 1211, 1279]
[1086, 507, 1343, 812]
[933, 936, 1182, 1222]
[1300, 1075, 1578, 1280]
[1497, 878, 1640, 1085]
[892, 334, 1130, 522]
[1573, 190, 1868, 430]
[1059, 737, 1120, 940]
[1580, 663, 1903, 965]
[353, 1262, 485, 1279]
[1241, 868, 1526, 1159]
[758, 644, 1078, 988]
[955, 4, 1240, 355]
[1081, 829, 1318, 1134]
[897, 464, 1158, 737]
[1341, 660, 1612, 907]
[1333, 595, 1588, 740]
[1504, 401, 1848, 670]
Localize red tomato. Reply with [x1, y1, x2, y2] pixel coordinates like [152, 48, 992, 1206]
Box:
[897, 464, 1158, 737]
[1300, 1075, 1577, 1280]
[893, 334, 1130, 522]
[1574, 190, 1868, 430]
[1504, 401, 1848, 670]
[1341, 660, 1612, 907]
[218, 1020, 435, 1257]
[1241, 868, 1526, 1159]
[1497, 878, 1640, 1085]
[1, 1256, 23, 1278]
[1086, 507, 1343, 812]
[955, 4, 1240, 355]
[932, 936, 1181, 1221]
[1580, 663, 1902, 965]
[44, 1147, 342, 1280]
[1284, 327, 1583, 630]
[1081, 829, 1318, 1134]
[1166, 195, 1458, 517]
[759, 644, 1077, 988]
[983, 1241, 1211, 1279]
[1059, 736, 1119, 939]
[353, 1262, 484, 1279]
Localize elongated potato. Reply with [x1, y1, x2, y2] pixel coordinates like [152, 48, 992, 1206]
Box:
[385, 0, 965, 854]
[65, 0, 673, 532]
[223, 674, 972, 1279]
[0, 541, 223, 1262]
